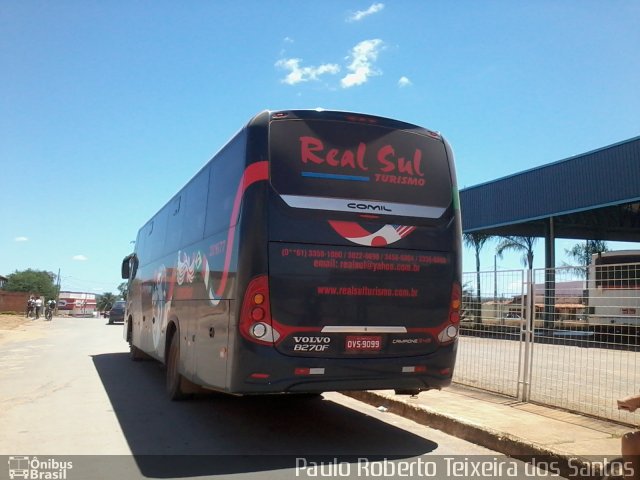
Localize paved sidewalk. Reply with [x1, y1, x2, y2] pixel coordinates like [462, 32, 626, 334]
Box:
[345, 384, 633, 479]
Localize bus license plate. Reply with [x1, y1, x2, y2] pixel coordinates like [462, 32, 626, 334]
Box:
[345, 336, 382, 352]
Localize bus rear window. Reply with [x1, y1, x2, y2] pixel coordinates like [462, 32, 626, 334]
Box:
[269, 119, 453, 213]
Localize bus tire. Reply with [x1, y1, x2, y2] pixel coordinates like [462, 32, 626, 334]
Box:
[127, 320, 145, 361]
[166, 332, 197, 400]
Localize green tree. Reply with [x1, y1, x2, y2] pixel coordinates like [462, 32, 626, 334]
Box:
[564, 240, 609, 277]
[3, 269, 57, 299]
[497, 236, 539, 328]
[117, 282, 128, 300]
[97, 292, 117, 311]
[496, 236, 538, 270]
[463, 233, 494, 325]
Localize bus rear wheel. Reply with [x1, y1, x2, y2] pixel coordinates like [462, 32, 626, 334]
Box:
[166, 332, 197, 400]
[128, 322, 145, 361]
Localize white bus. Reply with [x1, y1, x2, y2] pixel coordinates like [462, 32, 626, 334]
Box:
[588, 250, 640, 325]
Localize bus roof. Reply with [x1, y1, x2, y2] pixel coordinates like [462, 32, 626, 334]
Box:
[254, 109, 442, 139]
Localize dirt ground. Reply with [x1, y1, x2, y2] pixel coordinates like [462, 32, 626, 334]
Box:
[0, 313, 40, 344]
[0, 313, 28, 330]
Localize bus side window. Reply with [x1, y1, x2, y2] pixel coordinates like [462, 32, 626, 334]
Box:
[148, 208, 169, 262]
[205, 133, 245, 236]
[135, 224, 150, 266]
[165, 195, 183, 253]
[181, 167, 210, 246]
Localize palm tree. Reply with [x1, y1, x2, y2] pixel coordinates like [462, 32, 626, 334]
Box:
[496, 236, 538, 328]
[97, 292, 117, 312]
[564, 240, 609, 326]
[496, 236, 538, 270]
[117, 281, 129, 300]
[463, 233, 493, 325]
[564, 240, 609, 279]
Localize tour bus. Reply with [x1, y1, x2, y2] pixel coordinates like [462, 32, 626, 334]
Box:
[588, 250, 640, 325]
[121, 109, 462, 399]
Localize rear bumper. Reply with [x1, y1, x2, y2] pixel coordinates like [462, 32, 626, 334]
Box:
[228, 341, 457, 394]
[109, 313, 125, 323]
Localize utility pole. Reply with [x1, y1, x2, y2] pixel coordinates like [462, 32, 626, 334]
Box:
[494, 255, 498, 301]
[55, 268, 61, 313]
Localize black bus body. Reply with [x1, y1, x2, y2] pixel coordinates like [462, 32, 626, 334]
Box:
[121, 109, 462, 398]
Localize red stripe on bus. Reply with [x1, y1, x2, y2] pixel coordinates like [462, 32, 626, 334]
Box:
[215, 161, 269, 298]
[328, 220, 372, 239]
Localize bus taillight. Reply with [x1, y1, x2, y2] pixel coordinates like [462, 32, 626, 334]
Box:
[438, 282, 462, 344]
[294, 367, 325, 376]
[240, 275, 280, 345]
[450, 282, 462, 324]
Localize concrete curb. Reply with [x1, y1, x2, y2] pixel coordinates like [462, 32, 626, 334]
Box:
[343, 391, 619, 479]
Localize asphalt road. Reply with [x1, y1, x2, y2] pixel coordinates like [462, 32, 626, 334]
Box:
[0, 316, 553, 480]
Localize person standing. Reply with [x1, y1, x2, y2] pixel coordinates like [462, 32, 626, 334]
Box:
[26, 296, 35, 318]
[618, 394, 640, 479]
[34, 296, 43, 319]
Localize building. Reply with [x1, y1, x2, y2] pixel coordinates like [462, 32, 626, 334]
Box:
[57, 291, 97, 317]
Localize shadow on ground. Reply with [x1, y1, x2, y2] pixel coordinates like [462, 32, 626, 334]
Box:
[92, 353, 438, 478]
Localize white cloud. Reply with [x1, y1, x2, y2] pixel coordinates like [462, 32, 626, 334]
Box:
[348, 3, 385, 22]
[14, 236, 28, 242]
[276, 58, 340, 85]
[340, 39, 384, 88]
[72, 255, 88, 261]
[398, 76, 413, 88]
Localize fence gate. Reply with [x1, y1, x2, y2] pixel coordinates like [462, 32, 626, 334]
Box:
[456, 269, 525, 399]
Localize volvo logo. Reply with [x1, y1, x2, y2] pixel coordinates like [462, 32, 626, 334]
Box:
[293, 336, 331, 352]
[347, 203, 392, 212]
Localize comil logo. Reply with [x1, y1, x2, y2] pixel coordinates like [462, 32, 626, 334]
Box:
[346, 203, 392, 213]
[7, 456, 73, 479]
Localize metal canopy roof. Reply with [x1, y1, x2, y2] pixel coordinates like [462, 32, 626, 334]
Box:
[460, 136, 640, 242]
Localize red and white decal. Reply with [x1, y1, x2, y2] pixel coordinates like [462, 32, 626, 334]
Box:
[328, 220, 416, 247]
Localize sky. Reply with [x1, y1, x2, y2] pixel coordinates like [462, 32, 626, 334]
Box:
[1, 1, 639, 295]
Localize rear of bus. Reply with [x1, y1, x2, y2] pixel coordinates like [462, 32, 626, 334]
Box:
[237, 110, 461, 394]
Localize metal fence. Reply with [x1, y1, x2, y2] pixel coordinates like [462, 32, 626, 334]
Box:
[455, 269, 525, 398]
[456, 263, 640, 425]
